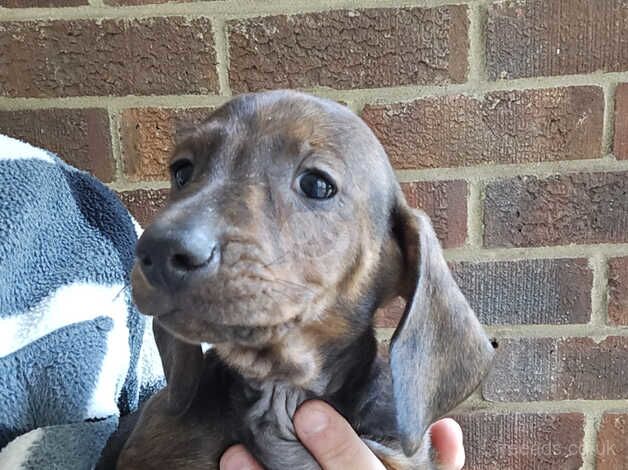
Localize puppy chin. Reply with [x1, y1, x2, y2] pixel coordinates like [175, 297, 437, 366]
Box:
[130, 264, 175, 316]
[155, 313, 233, 345]
[157, 312, 296, 348]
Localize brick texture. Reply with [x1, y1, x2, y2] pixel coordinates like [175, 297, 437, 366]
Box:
[487, 0, 628, 80]
[120, 107, 213, 182]
[483, 336, 628, 401]
[117, 189, 169, 227]
[0, 108, 114, 182]
[614, 83, 628, 160]
[597, 412, 628, 470]
[484, 173, 628, 247]
[401, 181, 467, 248]
[374, 258, 591, 328]
[454, 258, 592, 325]
[0, 0, 85, 6]
[0, 18, 217, 98]
[2, 1, 628, 467]
[362, 87, 604, 169]
[228, 7, 469, 92]
[458, 412, 584, 470]
[609, 257, 628, 325]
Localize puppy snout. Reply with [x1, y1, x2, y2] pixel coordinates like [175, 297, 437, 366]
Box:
[136, 224, 220, 289]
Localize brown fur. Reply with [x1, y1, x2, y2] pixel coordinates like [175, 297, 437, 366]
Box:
[111, 91, 495, 470]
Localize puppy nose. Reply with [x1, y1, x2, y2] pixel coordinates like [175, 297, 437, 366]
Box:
[136, 224, 220, 288]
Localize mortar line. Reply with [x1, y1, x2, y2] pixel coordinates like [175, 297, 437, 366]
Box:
[88, 0, 104, 6]
[0, 0, 479, 22]
[344, 99, 360, 114]
[212, 17, 231, 97]
[375, 322, 628, 339]
[314, 72, 628, 104]
[481, 323, 627, 339]
[581, 411, 602, 470]
[444, 244, 628, 262]
[2, 70, 628, 110]
[394, 158, 628, 182]
[0, 95, 232, 111]
[107, 179, 171, 192]
[466, 180, 483, 248]
[602, 81, 618, 156]
[450, 399, 628, 414]
[590, 254, 609, 328]
[107, 107, 124, 184]
[330, 73, 627, 106]
[467, 0, 488, 84]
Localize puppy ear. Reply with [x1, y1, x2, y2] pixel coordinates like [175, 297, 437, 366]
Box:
[389, 203, 494, 456]
[153, 320, 204, 415]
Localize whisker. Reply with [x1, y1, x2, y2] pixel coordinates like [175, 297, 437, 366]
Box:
[113, 283, 131, 301]
[262, 251, 292, 269]
[272, 277, 317, 296]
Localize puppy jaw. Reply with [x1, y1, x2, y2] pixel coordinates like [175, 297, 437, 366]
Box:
[208, 244, 383, 386]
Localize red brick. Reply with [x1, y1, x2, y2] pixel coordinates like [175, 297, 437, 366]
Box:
[457, 412, 584, 470]
[484, 172, 628, 247]
[487, 0, 628, 80]
[614, 83, 628, 160]
[374, 258, 591, 328]
[483, 337, 628, 401]
[455, 258, 591, 325]
[0, 18, 217, 98]
[597, 412, 628, 470]
[374, 297, 404, 329]
[228, 7, 468, 92]
[0, 108, 113, 182]
[117, 189, 169, 227]
[609, 257, 628, 325]
[0, 0, 85, 6]
[401, 181, 467, 248]
[120, 107, 212, 182]
[362, 87, 603, 169]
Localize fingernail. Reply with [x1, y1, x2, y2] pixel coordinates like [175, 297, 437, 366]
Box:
[221, 452, 255, 470]
[299, 407, 329, 435]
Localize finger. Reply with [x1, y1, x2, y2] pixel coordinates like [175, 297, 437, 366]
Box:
[294, 400, 385, 470]
[429, 418, 465, 470]
[219, 444, 264, 470]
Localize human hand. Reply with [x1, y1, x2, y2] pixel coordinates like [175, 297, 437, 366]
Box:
[220, 400, 465, 470]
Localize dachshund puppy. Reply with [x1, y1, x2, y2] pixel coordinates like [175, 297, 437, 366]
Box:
[117, 90, 494, 469]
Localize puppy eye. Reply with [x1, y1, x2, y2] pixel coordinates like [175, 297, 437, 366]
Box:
[171, 160, 194, 188]
[298, 170, 337, 199]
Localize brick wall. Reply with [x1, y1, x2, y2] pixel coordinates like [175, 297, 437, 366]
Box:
[1, 0, 627, 468]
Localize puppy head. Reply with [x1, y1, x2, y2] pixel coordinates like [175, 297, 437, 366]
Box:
[132, 91, 493, 442]
[133, 91, 398, 383]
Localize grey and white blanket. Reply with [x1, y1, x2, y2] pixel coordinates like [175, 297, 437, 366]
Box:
[0, 135, 164, 469]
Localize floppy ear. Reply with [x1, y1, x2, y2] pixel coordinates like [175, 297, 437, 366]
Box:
[389, 204, 494, 456]
[153, 320, 204, 415]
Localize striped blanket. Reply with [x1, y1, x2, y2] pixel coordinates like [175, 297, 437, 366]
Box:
[0, 135, 163, 469]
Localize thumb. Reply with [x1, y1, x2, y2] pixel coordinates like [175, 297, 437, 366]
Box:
[294, 400, 385, 470]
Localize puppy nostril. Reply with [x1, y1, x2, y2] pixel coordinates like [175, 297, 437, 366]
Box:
[167, 239, 219, 274]
[172, 253, 194, 271]
[141, 255, 153, 268]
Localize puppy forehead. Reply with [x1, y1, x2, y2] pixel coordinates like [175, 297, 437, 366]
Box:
[222, 91, 373, 158]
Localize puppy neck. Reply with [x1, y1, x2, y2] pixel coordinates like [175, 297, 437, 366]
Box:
[231, 326, 378, 440]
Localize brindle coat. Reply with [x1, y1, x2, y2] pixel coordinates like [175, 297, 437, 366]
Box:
[113, 91, 494, 470]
